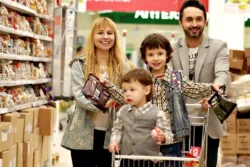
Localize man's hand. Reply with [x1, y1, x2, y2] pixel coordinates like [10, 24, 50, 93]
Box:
[211, 83, 223, 93]
[109, 142, 120, 153]
[198, 98, 210, 112]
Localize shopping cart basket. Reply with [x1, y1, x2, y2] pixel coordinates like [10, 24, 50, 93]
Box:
[111, 104, 209, 167]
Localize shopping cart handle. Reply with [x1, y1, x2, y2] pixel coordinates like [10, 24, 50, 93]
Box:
[185, 104, 202, 108]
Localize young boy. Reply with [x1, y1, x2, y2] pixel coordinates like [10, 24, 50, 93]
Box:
[109, 68, 173, 167]
[108, 33, 223, 159]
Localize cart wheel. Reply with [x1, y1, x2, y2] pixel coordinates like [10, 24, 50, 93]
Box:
[59, 122, 63, 131]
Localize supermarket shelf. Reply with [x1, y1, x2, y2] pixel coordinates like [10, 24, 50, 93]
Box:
[0, 0, 35, 15]
[34, 34, 53, 41]
[33, 57, 53, 62]
[0, 99, 48, 114]
[0, 53, 33, 61]
[0, 78, 52, 87]
[0, 25, 34, 37]
[0, 25, 53, 41]
[0, 53, 52, 62]
[0, 0, 53, 21]
[36, 14, 54, 22]
[32, 99, 49, 107]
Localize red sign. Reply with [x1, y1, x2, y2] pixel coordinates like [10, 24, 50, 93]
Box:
[86, 0, 209, 12]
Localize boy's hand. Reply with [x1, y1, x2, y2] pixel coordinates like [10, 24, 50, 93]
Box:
[105, 99, 115, 108]
[211, 83, 223, 93]
[198, 98, 210, 112]
[109, 142, 120, 153]
[151, 127, 166, 144]
[100, 79, 110, 87]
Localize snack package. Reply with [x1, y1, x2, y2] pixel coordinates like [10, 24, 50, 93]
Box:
[35, 17, 42, 35]
[30, 0, 37, 11]
[0, 34, 11, 53]
[8, 10, 18, 29]
[0, 5, 9, 26]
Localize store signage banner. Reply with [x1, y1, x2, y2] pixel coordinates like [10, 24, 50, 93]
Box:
[225, 0, 250, 13]
[86, 0, 209, 12]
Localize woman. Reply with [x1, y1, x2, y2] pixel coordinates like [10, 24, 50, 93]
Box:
[61, 17, 129, 167]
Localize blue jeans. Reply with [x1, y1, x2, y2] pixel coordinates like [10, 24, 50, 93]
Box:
[160, 142, 181, 167]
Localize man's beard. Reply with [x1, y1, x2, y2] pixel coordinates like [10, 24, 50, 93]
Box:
[183, 27, 204, 38]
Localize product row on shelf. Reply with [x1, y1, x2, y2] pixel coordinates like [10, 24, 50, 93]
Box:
[0, 60, 51, 82]
[0, 4, 53, 38]
[0, 34, 52, 58]
[0, 83, 52, 111]
[0, 0, 53, 20]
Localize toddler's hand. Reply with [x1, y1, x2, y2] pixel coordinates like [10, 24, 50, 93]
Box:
[151, 127, 166, 145]
[109, 142, 120, 153]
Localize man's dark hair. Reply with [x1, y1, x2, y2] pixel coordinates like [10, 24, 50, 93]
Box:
[179, 0, 207, 21]
[140, 33, 173, 64]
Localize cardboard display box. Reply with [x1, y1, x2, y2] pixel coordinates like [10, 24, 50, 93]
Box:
[38, 108, 56, 135]
[0, 122, 12, 152]
[237, 134, 250, 154]
[17, 143, 23, 167]
[40, 136, 51, 167]
[19, 113, 33, 142]
[16, 118, 24, 143]
[10, 144, 17, 167]
[0, 150, 10, 167]
[23, 141, 34, 167]
[220, 133, 237, 155]
[2, 113, 18, 145]
[237, 119, 250, 134]
[34, 128, 40, 150]
[229, 50, 245, 70]
[33, 150, 40, 167]
[245, 48, 250, 67]
[21, 108, 39, 130]
[226, 109, 237, 134]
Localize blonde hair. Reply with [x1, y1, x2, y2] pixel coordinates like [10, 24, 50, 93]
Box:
[84, 17, 125, 85]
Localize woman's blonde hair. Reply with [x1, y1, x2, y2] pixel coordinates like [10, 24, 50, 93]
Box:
[84, 17, 125, 85]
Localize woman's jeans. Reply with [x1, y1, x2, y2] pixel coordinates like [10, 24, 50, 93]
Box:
[70, 129, 111, 167]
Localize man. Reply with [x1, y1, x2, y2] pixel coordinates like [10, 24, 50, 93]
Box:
[168, 0, 230, 166]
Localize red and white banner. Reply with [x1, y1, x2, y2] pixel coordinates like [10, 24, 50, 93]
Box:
[86, 0, 209, 12]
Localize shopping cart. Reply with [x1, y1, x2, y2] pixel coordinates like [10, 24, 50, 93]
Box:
[111, 104, 209, 167]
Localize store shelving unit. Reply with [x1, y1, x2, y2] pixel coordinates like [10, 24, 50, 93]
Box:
[0, 0, 54, 114]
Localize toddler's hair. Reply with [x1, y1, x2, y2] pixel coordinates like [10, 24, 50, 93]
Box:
[121, 68, 154, 102]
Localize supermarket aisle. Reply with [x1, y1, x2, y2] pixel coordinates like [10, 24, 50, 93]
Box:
[54, 130, 72, 167]
[54, 111, 73, 167]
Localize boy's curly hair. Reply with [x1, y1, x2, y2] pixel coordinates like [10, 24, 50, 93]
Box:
[140, 33, 173, 64]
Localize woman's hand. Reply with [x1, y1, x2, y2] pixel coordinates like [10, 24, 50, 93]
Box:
[109, 142, 120, 153]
